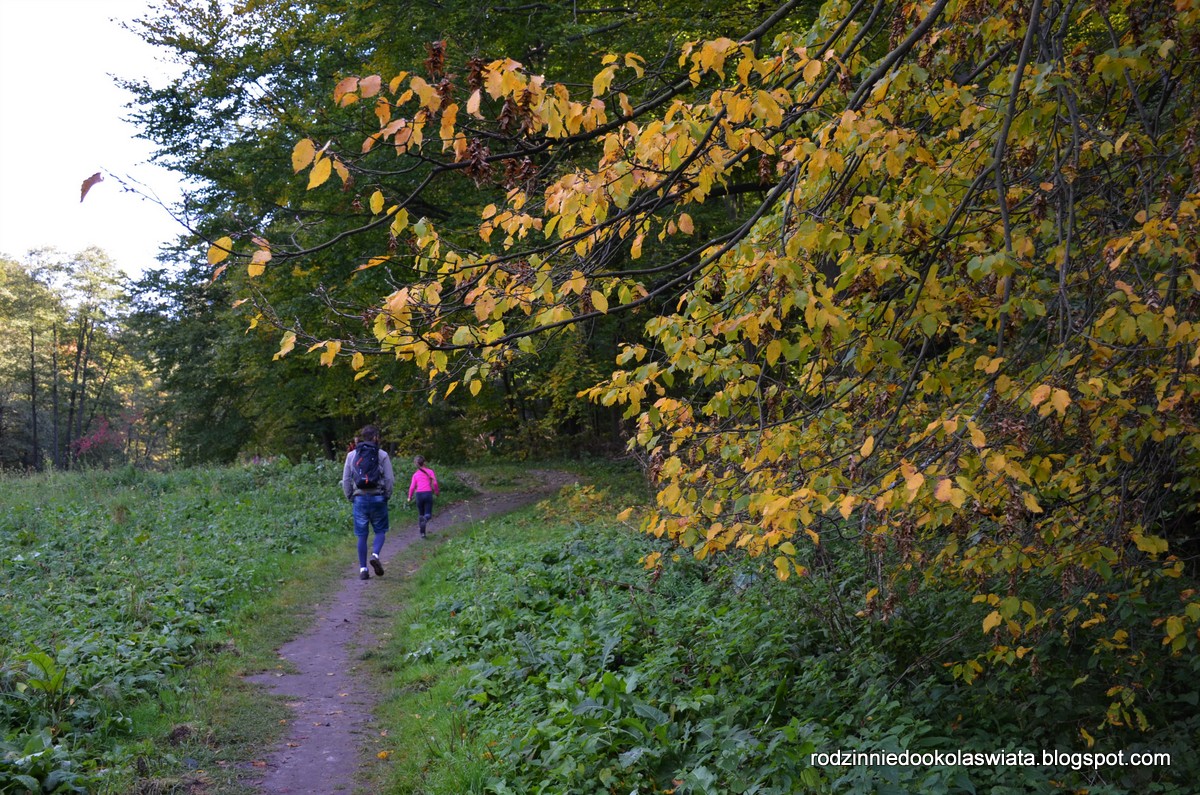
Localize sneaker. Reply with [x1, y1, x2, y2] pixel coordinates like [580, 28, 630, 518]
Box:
[360, 568, 370, 580]
[369, 555, 384, 576]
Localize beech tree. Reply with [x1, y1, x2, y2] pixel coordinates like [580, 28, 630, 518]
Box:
[214, 0, 1198, 729]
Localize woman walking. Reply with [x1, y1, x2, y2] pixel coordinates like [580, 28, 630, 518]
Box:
[341, 425, 393, 580]
[406, 455, 440, 538]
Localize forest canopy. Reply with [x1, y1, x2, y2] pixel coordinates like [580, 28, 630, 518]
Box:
[0, 0, 1156, 745]
[173, 0, 1200, 731]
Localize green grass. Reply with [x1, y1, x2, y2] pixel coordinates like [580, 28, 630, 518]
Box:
[352, 499, 574, 794]
[0, 460, 474, 793]
[11, 459, 1194, 794]
[351, 475, 1200, 795]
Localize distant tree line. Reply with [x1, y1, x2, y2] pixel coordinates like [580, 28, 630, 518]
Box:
[0, 248, 163, 470]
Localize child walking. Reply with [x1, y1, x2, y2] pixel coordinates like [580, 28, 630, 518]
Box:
[406, 455, 440, 538]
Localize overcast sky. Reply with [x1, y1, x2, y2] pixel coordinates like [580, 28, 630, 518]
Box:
[0, 0, 185, 277]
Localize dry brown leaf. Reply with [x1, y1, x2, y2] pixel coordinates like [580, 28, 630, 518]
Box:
[80, 172, 103, 202]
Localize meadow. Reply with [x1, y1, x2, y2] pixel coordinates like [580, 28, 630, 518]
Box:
[0, 460, 468, 793]
[2, 462, 1198, 794]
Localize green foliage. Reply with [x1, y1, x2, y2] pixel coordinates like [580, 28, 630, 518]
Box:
[374, 487, 1199, 794]
[228, 0, 1200, 731]
[0, 461, 348, 790]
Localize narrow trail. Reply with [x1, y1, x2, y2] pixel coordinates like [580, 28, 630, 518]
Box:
[243, 471, 575, 794]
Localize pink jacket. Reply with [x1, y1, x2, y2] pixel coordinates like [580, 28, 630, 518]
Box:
[408, 467, 439, 499]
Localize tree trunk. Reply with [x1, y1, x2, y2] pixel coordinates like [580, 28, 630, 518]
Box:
[65, 314, 87, 465]
[82, 349, 117, 438]
[52, 323, 60, 469]
[76, 321, 95, 445]
[30, 327, 39, 470]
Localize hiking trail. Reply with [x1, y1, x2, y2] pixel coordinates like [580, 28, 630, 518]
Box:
[243, 470, 575, 794]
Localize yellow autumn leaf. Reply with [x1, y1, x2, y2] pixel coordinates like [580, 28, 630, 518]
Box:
[248, 248, 271, 278]
[859, 435, 874, 458]
[773, 556, 791, 581]
[766, 339, 782, 365]
[838, 494, 855, 519]
[467, 88, 482, 117]
[390, 208, 409, 236]
[355, 256, 390, 272]
[678, 213, 694, 234]
[320, 340, 342, 367]
[1030, 384, 1052, 407]
[934, 478, 955, 503]
[902, 463, 924, 494]
[1022, 492, 1043, 513]
[333, 159, 350, 186]
[369, 191, 385, 214]
[469, 379, 483, 396]
[592, 65, 616, 97]
[1050, 388, 1071, 416]
[291, 138, 316, 173]
[1132, 532, 1168, 555]
[207, 236, 234, 266]
[351, 351, 365, 371]
[308, 156, 332, 189]
[982, 610, 1002, 633]
[273, 331, 296, 361]
[591, 290, 609, 313]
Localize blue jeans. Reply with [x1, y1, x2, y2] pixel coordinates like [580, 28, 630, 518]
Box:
[352, 494, 389, 568]
[414, 491, 434, 533]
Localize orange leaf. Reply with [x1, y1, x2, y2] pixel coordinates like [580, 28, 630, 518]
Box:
[333, 76, 359, 105]
[359, 75, 382, 98]
[248, 248, 271, 277]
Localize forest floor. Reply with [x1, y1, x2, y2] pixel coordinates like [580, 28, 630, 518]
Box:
[242, 470, 577, 794]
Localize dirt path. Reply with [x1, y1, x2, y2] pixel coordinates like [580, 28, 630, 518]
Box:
[243, 471, 575, 794]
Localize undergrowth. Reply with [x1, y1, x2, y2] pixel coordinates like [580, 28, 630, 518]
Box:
[1, 460, 469, 793]
[371, 481, 1199, 794]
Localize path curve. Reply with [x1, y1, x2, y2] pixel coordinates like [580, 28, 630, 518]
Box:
[243, 470, 575, 794]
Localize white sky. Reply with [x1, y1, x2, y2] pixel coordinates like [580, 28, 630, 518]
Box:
[0, 0, 186, 277]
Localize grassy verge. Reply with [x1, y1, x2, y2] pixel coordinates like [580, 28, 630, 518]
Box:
[0, 460, 473, 794]
[353, 473, 1200, 795]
